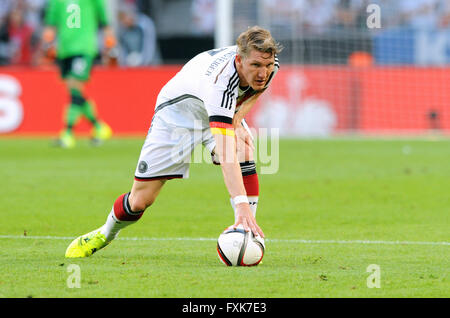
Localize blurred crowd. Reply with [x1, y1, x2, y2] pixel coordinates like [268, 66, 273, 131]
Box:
[259, 0, 450, 36]
[1, 0, 450, 66]
[0, 0, 164, 66]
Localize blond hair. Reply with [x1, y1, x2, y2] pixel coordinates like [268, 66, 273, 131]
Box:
[236, 26, 283, 58]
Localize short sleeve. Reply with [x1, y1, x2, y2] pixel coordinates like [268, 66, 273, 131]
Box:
[203, 68, 239, 126]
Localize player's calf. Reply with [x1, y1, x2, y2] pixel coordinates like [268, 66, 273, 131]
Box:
[100, 192, 144, 243]
[100, 180, 166, 242]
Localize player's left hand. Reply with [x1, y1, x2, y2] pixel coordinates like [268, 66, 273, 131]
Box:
[104, 34, 117, 50]
[103, 26, 117, 49]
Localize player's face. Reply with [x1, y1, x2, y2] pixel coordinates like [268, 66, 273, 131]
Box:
[236, 50, 275, 91]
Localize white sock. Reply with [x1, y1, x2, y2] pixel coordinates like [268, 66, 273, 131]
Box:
[248, 196, 258, 217]
[100, 209, 136, 242]
[230, 196, 258, 219]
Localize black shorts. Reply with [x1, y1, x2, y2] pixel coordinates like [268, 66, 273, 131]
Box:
[57, 55, 94, 82]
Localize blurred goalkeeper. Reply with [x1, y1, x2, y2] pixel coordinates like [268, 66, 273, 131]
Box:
[65, 26, 282, 258]
[42, 0, 116, 148]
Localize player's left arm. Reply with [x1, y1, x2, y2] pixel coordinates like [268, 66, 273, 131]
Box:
[95, 0, 117, 58]
[232, 91, 263, 129]
[232, 91, 262, 151]
[94, 0, 109, 29]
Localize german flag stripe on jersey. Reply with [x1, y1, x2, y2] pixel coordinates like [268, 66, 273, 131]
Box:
[209, 115, 234, 136]
[209, 115, 232, 125]
[210, 127, 235, 137]
[210, 122, 232, 129]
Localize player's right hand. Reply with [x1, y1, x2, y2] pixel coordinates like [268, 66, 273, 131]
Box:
[39, 27, 57, 61]
[233, 203, 264, 238]
[42, 27, 55, 44]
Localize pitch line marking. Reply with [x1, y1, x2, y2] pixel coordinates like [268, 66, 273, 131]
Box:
[0, 235, 448, 246]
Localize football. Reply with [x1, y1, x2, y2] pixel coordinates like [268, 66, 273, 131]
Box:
[216, 226, 265, 266]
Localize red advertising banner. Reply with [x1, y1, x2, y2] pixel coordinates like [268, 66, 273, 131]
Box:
[0, 66, 181, 135]
[248, 65, 450, 135]
[0, 65, 449, 136]
[360, 67, 450, 132]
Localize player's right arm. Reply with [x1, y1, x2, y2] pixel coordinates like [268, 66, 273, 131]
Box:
[203, 53, 264, 237]
[210, 120, 264, 238]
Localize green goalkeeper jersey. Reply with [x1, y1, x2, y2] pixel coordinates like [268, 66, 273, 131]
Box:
[45, 0, 109, 59]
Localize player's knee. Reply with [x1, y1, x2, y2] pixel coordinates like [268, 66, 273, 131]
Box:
[66, 79, 85, 93]
[129, 179, 165, 212]
[129, 196, 153, 212]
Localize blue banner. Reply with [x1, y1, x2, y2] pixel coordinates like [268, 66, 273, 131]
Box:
[373, 28, 450, 65]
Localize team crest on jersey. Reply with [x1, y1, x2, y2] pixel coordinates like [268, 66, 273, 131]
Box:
[138, 161, 148, 173]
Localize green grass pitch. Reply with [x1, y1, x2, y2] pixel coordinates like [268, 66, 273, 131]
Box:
[0, 137, 448, 298]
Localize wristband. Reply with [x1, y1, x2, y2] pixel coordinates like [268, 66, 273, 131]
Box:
[233, 195, 248, 205]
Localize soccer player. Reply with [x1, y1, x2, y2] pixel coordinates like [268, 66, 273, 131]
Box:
[65, 26, 282, 258]
[42, 0, 115, 148]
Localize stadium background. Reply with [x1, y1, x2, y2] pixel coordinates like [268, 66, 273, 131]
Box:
[1, 0, 450, 136]
[0, 0, 449, 300]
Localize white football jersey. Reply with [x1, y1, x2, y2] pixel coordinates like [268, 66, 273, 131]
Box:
[154, 45, 279, 128]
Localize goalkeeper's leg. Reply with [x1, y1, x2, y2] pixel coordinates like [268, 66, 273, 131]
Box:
[56, 87, 86, 148]
[66, 77, 112, 145]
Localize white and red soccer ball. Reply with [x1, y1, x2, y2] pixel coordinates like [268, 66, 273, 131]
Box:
[217, 226, 265, 266]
